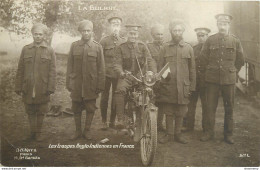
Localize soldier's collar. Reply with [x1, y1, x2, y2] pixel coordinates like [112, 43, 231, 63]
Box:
[28, 41, 48, 48]
[79, 38, 94, 47]
[153, 40, 163, 46]
[218, 32, 230, 39]
[169, 39, 185, 46]
[126, 40, 137, 49]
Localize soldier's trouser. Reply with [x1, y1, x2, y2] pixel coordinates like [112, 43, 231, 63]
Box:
[155, 102, 164, 128]
[186, 87, 207, 131]
[205, 83, 235, 137]
[72, 100, 97, 131]
[100, 76, 118, 123]
[157, 103, 188, 135]
[114, 78, 132, 124]
[24, 103, 48, 135]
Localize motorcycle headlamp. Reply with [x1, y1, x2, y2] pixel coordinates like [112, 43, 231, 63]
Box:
[144, 71, 156, 86]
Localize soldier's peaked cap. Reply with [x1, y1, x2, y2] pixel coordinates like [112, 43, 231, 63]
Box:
[108, 16, 123, 23]
[215, 14, 233, 23]
[194, 27, 211, 35]
[125, 24, 142, 32]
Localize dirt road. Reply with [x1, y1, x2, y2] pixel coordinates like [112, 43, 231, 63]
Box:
[1, 55, 259, 167]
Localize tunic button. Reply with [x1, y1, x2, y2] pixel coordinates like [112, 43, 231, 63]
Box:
[220, 66, 222, 68]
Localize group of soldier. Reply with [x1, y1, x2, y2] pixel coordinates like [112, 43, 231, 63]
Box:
[15, 12, 244, 145]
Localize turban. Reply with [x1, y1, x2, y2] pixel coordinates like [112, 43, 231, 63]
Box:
[31, 23, 48, 34]
[169, 19, 185, 31]
[151, 23, 164, 34]
[78, 20, 93, 31]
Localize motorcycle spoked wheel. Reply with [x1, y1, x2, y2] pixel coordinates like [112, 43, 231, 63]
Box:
[140, 104, 157, 166]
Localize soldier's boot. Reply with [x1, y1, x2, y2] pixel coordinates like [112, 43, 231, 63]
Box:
[224, 136, 234, 144]
[35, 114, 44, 142]
[100, 110, 108, 131]
[114, 94, 126, 130]
[83, 112, 94, 140]
[174, 116, 188, 144]
[100, 107, 108, 130]
[200, 132, 214, 142]
[157, 112, 165, 132]
[159, 115, 174, 144]
[71, 113, 82, 140]
[26, 114, 36, 140]
[109, 105, 116, 129]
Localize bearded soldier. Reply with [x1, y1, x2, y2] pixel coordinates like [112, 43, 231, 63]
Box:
[157, 19, 196, 144]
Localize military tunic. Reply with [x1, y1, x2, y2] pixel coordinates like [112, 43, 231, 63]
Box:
[147, 41, 163, 69]
[99, 34, 126, 123]
[113, 40, 157, 123]
[15, 42, 56, 105]
[200, 33, 245, 137]
[66, 39, 105, 102]
[186, 43, 207, 131]
[156, 40, 196, 105]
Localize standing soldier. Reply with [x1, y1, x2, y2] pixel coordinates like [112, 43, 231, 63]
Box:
[185, 27, 211, 132]
[66, 20, 105, 140]
[147, 24, 165, 132]
[113, 23, 157, 133]
[157, 19, 196, 144]
[100, 15, 126, 130]
[15, 23, 56, 141]
[200, 14, 245, 144]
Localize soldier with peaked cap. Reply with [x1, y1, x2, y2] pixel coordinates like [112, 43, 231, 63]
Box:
[66, 20, 105, 140]
[99, 15, 126, 130]
[184, 27, 211, 132]
[15, 23, 56, 141]
[147, 23, 166, 132]
[113, 23, 157, 137]
[157, 19, 196, 144]
[200, 14, 244, 144]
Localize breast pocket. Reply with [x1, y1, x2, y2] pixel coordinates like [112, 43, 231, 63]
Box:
[88, 51, 97, 73]
[226, 45, 236, 61]
[88, 51, 97, 62]
[104, 45, 115, 57]
[41, 54, 51, 63]
[164, 55, 177, 63]
[73, 50, 82, 60]
[24, 55, 33, 64]
[23, 55, 33, 78]
[40, 54, 51, 81]
[181, 51, 191, 63]
[209, 44, 219, 57]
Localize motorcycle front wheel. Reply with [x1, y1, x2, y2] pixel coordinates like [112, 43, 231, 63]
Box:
[140, 103, 158, 166]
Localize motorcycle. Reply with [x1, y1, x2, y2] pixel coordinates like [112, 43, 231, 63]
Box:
[122, 62, 169, 166]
